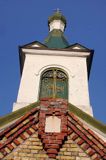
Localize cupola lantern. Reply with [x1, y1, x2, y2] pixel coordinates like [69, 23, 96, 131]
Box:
[48, 10, 66, 32]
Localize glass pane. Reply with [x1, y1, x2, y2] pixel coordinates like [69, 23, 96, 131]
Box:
[56, 77, 68, 99]
[40, 68, 68, 99]
[40, 77, 53, 98]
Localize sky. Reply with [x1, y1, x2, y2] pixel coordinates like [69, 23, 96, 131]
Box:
[0, 0, 106, 123]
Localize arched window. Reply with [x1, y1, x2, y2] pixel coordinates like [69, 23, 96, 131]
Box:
[39, 68, 68, 99]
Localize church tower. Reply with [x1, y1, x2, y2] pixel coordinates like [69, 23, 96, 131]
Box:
[0, 11, 105, 160]
[13, 10, 93, 116]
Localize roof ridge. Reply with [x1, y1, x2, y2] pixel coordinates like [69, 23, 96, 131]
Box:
[0, 108, 39, 138]
[0, 108, 39, 158]
[68, 103, 106, 133]
[0, 102, 40, 129]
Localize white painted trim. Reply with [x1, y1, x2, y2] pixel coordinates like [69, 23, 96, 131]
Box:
[22, 48, 90, 57]
[31, 44, 40, 47]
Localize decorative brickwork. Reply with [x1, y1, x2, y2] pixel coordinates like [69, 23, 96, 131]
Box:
[0, 108, 39, 159]
[4, 133, 49, 160]
[0, 99, 106, 159]
[38, 98, 68, 158]
[56, 135, 92, 160]
[67, 112, 106, 160]
[4, 133, 93, 160]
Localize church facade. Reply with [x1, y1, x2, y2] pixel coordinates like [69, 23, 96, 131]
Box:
[0, 11, 106, 160]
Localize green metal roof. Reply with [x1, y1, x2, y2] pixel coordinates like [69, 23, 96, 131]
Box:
[0, 102, 40, 129]
[44, 29, 69, 49]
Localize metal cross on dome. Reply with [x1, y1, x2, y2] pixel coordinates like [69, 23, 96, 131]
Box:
[54, 8, 61, 13]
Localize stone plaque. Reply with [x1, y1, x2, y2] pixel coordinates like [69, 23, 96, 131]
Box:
[45, 116, 61, 133]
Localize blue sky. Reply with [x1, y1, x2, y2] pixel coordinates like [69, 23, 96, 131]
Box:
[0, 0, 106, 123]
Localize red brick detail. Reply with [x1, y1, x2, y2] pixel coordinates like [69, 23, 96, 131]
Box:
[0, 108, 39, 158]
[77, 139, 84, 145]
[0, 108, 39, 137]
[44, 144, 59, 149]
[26, 129, 33, 136]
[71, 134, 78, 140]
[0, 100, 105, 160]
[47, 149, 58, 154]
[103, 155, 106, 160]
[38, 98, 68, 158]
[81, 143, 90, 150]
[92, 145, 104, 157]
[0, 148, 7, 156]
[47, 153, 56, 158]
[87, 149, 96, 156]
[7, 144, 14, 151]
[20, 134, 27, 140]
[68, 112, 105, 159]
[13, 139, 20, 146]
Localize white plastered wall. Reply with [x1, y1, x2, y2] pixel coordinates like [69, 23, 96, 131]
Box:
[13, 49, 93, 116]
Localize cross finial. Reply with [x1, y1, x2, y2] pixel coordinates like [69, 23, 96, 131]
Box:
[54, 8, 61, 13]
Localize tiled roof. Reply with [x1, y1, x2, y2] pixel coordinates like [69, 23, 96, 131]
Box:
[0, 99, 105, 159]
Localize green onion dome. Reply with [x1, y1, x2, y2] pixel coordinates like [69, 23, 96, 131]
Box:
[48, 10, 67, 28]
